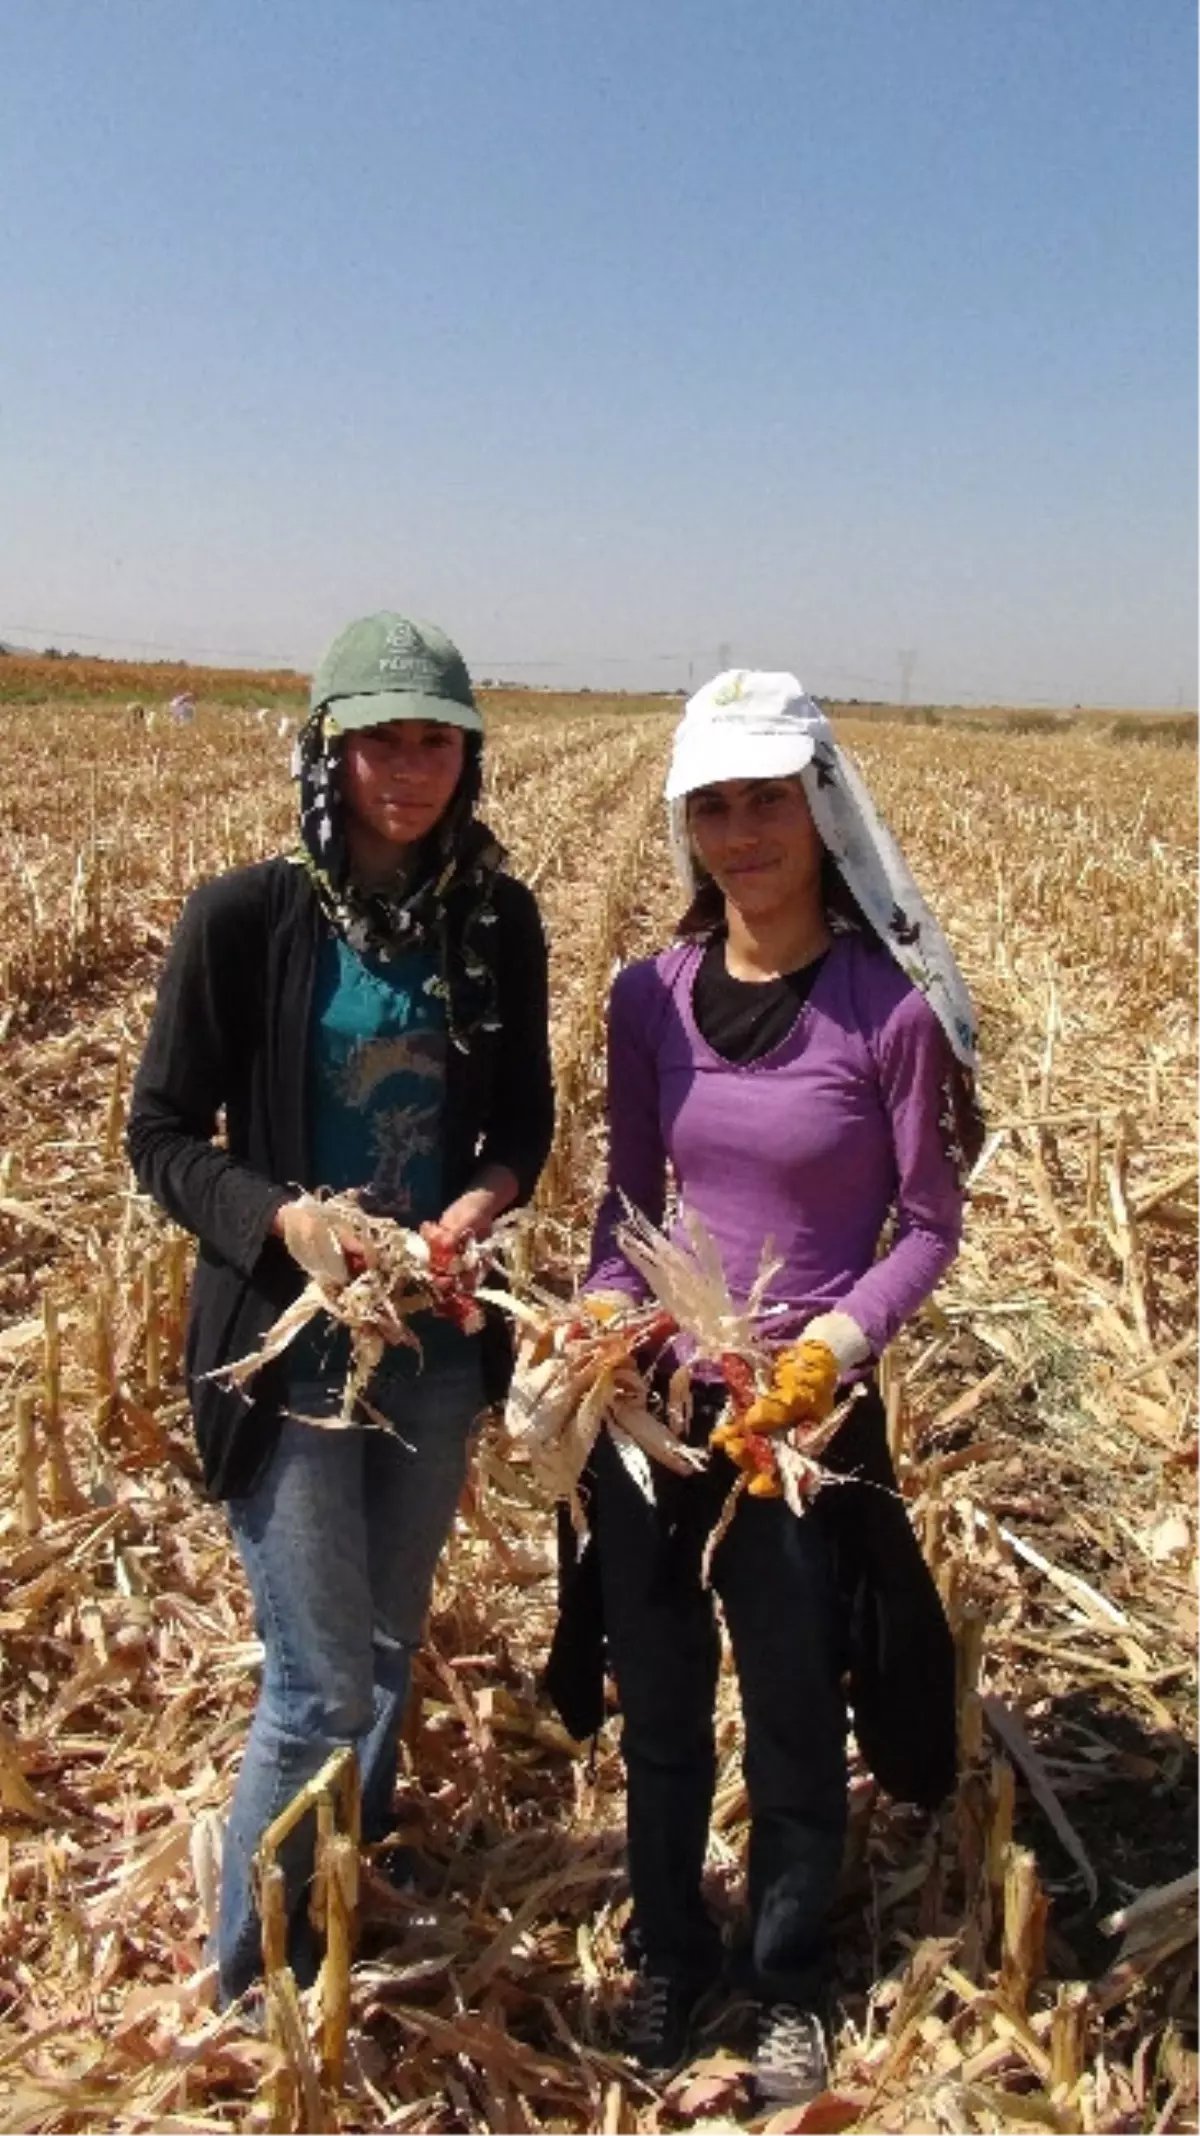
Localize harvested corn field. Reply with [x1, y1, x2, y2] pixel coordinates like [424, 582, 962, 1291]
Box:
[0, 691, 1196, 2134]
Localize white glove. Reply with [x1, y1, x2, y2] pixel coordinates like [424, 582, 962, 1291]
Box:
[800, 1310, 870, 1379]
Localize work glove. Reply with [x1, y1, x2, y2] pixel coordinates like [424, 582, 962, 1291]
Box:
[276, 1197, 371, 1291]
[711, 1311, 869, 1497]
[741, 1313, 869, 1436]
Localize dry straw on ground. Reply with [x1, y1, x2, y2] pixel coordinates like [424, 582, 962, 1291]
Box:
[0, 692, 1195, 2133]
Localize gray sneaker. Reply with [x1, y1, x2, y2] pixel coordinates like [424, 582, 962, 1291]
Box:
[621, 1965, 714, 2077]
[753, 2002, 829, 2105]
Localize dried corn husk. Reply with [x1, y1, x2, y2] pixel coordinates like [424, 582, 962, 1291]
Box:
[215, 1194, 488, 1421]
[503, 1295, 705, 1525]
[614, 1198, 785, 1364]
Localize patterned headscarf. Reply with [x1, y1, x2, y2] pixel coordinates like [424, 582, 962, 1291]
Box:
[289, 713, 506, 1051]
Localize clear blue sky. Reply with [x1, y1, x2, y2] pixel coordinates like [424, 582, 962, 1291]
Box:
[1, 0, 1195, 705]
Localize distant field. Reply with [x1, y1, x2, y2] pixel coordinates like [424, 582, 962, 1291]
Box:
[1, 651, 1195, 744]
[0, 651, 309, 706]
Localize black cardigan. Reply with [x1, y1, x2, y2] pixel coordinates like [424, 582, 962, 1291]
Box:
[127, 857, 554, 1499]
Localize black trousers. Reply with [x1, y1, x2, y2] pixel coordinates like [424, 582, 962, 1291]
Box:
[589, 1401, 849, 2004]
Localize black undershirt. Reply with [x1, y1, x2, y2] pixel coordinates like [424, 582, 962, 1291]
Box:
[691, 932, 829, 1064]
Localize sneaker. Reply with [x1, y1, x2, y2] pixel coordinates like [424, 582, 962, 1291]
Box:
[621, 1965, 709, 2076]
[752, 2002, 829, 2105]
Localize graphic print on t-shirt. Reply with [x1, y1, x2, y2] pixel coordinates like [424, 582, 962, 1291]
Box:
[308, 937, 447, 1224]
[360, 1090, 441, 1215]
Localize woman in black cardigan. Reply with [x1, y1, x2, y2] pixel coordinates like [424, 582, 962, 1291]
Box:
[128, 613, 553, 2003]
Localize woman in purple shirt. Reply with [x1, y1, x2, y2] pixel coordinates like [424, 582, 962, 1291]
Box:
[573, 671, 983, 2101]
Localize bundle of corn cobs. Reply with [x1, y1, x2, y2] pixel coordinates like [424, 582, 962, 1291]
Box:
[500, 1286, 705, 1527]
[217, 1191, 488, 1421]
[501, 1203, 856, 1539]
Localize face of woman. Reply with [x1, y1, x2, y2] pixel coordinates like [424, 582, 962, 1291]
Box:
[687, 776, 824, 920]
[341, 720, 467, 855]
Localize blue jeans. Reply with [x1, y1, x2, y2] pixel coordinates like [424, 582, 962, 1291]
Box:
[217, 1351, 483, 2003]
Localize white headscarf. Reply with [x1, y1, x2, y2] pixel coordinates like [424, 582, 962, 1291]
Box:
[666, 669, 979, 1073]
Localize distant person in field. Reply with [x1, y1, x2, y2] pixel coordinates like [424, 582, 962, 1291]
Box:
[128, 613, 553, 2005]
[551, 670, 983, 2103]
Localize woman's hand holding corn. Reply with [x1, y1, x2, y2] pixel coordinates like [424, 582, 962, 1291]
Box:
[273, 1197, 374, 1288]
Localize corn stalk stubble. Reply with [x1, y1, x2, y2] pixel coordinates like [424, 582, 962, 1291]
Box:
[0, 698, 1195, 2133]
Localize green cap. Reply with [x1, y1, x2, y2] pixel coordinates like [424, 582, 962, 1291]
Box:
[310, 613, 483, 734]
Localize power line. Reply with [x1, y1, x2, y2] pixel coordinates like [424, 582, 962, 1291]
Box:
[1, 624, 690, 672]
[2, 619, 1184, 710]
[473, 652, 687, 669]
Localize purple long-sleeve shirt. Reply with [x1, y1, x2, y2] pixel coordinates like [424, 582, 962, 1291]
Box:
[588, 933, 964, 1359]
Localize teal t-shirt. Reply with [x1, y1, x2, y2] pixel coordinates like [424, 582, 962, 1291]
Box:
[309, 936, 447, 1222]
[285, 935, 471, 1392]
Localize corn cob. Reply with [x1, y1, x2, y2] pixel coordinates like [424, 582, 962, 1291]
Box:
[711, 1350, 783, 1495]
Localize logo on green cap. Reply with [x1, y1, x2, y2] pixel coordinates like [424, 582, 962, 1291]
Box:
[379, 620, 439, 688]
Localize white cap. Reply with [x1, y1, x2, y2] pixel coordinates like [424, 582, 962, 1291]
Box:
[662, 667, 981, 1082]
[665, 670, 832, 802]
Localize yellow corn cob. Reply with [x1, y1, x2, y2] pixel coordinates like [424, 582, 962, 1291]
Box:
[709, 1416, 746, 1453]
[747, 1469, 783, 1498]
[582, 1291, 629, 1326]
